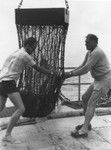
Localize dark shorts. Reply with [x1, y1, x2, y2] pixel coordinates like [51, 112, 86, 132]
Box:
[0, 80, 19, 98]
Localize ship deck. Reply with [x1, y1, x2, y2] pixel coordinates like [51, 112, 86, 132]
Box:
[0, 106, 111, 150]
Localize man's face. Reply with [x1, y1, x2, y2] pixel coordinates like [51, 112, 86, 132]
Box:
[85, 37, 96, 51]
[28, 42, 37, 54]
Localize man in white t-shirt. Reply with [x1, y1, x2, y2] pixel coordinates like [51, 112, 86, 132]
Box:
[64, 34, 111, 138]
[0, 37, 54, 143]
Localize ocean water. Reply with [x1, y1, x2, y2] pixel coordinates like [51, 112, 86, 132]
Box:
[6, 73, 93, 107]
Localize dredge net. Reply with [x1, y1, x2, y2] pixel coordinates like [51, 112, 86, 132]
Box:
[15, 4, 69, 117]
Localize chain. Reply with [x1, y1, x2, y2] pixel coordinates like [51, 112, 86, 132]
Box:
[18, 0, 69, 9]
[18, 0, 23, 9]
[65, 0, 69, 10]
[18, 0, 69, 10]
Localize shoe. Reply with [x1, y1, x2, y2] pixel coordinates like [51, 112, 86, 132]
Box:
[2, 135, 21, 144]
[75, 124, 92, 131]
[71, 130, 88, 138]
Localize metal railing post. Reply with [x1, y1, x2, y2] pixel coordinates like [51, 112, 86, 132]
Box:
[78, 76, 81, 101]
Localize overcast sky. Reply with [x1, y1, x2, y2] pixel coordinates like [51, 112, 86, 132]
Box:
[0, 0, 111, 68]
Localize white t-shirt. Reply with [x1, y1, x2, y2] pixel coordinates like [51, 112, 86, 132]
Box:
[0, 48, 36, 83]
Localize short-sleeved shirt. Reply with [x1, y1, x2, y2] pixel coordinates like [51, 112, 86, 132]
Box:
[0, 48, 36, 83]
[86, 46, 111, 81]
[85, 46, 111, 93]
[74, 46, 111, 93]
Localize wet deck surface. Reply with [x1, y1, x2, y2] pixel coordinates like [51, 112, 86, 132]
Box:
[0, 107, 111, 149]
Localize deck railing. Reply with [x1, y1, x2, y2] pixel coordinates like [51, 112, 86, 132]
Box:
[63, 67, 91, 101]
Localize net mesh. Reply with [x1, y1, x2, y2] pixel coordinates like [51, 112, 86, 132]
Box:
[16, 24, 68, 117]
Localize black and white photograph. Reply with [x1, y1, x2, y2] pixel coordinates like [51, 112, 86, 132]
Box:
[0, 0, 111, 149]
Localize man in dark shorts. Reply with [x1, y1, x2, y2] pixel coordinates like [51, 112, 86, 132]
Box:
[64, 34, 111, 138]
[0, 37, 54, 143]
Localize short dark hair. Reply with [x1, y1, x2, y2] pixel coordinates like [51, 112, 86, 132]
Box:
[86, 34, 98, 43]
[23, 37, 37, 47]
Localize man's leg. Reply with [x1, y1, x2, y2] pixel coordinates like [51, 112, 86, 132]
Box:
[0, 95, 7, 112]
[72, 84, 94, 133]
[79, 89, 102, 134]
[5, 92, 25, 137]
[82, 83, 94, 115]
